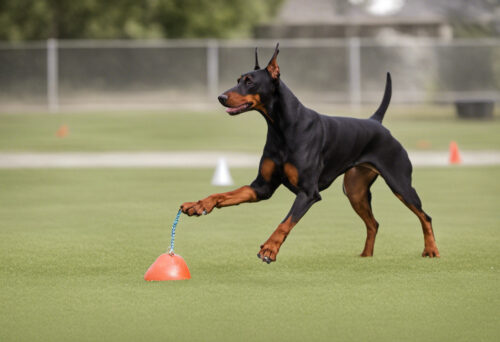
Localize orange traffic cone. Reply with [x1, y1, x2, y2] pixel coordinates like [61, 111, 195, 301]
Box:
[56, 124, 69, 138]
[449, 141, 462, 164]
[144, 253, 191, 281]
[416, 140, 431, 149]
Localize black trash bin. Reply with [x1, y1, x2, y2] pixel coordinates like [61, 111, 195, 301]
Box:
[455, 100, 494, 119]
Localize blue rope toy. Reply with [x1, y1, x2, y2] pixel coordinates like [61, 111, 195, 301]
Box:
[168, 209, 182, 255]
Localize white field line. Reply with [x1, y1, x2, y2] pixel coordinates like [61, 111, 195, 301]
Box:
[0, 151, 499, 169]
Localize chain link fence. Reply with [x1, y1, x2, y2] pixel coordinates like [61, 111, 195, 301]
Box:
[0, 38, 499, 111]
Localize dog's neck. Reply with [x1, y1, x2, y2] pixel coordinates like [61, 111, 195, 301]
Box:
[255, 80, 319, 151]
[264, 80, 310, 132]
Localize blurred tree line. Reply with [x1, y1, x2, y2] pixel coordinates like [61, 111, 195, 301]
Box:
[0, 0, 283, 41]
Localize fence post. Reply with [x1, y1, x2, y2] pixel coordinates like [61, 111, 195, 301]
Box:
[206, 39, 219, 99]
[47, 38, 59, 112]
[348, 37, 361, 112]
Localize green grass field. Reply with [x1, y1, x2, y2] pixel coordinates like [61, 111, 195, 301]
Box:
[1, 107, 499, 341]
[1, 167, 499, 341]
[0, 105, 499, 152]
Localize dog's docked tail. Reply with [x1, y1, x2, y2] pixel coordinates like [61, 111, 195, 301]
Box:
[370, 72, 392, 124]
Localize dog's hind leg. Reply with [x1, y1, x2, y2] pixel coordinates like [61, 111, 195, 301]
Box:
[394, 190, 440, 258]
[343, 165, 379, 257]
[381, 161, 440, 258]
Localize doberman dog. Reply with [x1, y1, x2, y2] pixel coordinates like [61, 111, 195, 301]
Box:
[181, 44, 440, 263]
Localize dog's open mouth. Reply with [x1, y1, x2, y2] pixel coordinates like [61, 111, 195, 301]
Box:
[226, 102, 252, 115]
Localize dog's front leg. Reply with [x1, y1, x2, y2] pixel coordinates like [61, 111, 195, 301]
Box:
[258, 191, 321, 263]
[180, 186, 258, 216]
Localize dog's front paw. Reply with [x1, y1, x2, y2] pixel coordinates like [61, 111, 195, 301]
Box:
[180, 199, 215, 216]
[422, 245, 440, 258]
[257, 241, 281, 264]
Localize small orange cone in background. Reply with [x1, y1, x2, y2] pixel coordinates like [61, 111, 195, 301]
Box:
[449, 141, 462, 164]
[416, 140, 431, 149]
[56, 124, 69, 138]
[144, 253, 191, 281]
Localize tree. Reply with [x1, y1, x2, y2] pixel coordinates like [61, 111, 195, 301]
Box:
[0, 0, 282, 41]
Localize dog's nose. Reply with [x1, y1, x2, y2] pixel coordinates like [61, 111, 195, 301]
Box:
[218, 94, 228, 105]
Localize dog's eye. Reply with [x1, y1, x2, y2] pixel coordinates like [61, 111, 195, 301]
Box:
[245, 79, 253, 86]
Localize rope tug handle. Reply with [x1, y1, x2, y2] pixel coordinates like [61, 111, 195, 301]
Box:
[168, 209, 182, 255]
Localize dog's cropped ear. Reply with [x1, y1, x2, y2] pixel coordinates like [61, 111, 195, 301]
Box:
[254, 47, 260, 70]
[266, 43, 280, 80]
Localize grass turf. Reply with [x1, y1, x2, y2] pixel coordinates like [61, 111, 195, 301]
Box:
[0, 105, 499, 152]
[0, 167, 499, 341]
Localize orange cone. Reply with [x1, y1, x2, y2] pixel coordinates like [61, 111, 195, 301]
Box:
[144, 253, 191, 281]
[56, 124, 69, 138]
[416, 140, 431, 149]
[449, 141, 462, 164]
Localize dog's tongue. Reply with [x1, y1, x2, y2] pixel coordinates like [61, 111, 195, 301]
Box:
[226, 104, 247, 114]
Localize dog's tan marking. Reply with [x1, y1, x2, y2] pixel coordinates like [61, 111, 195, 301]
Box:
[258, 216, 296, 262]
[225, 92, 273, 122]
[343, 166, 379, 256]
[395, 194, 440, 257]
[357, 162, 380, 175]
[284, 163, 299, 187]
[180, 186, 257, 216]
[260, 158, 275, 182]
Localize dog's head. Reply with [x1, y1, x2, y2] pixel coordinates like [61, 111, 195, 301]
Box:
[218, 43, 280, 120]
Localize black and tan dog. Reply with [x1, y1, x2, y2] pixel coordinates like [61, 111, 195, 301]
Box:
[181, 44, 439, 263]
